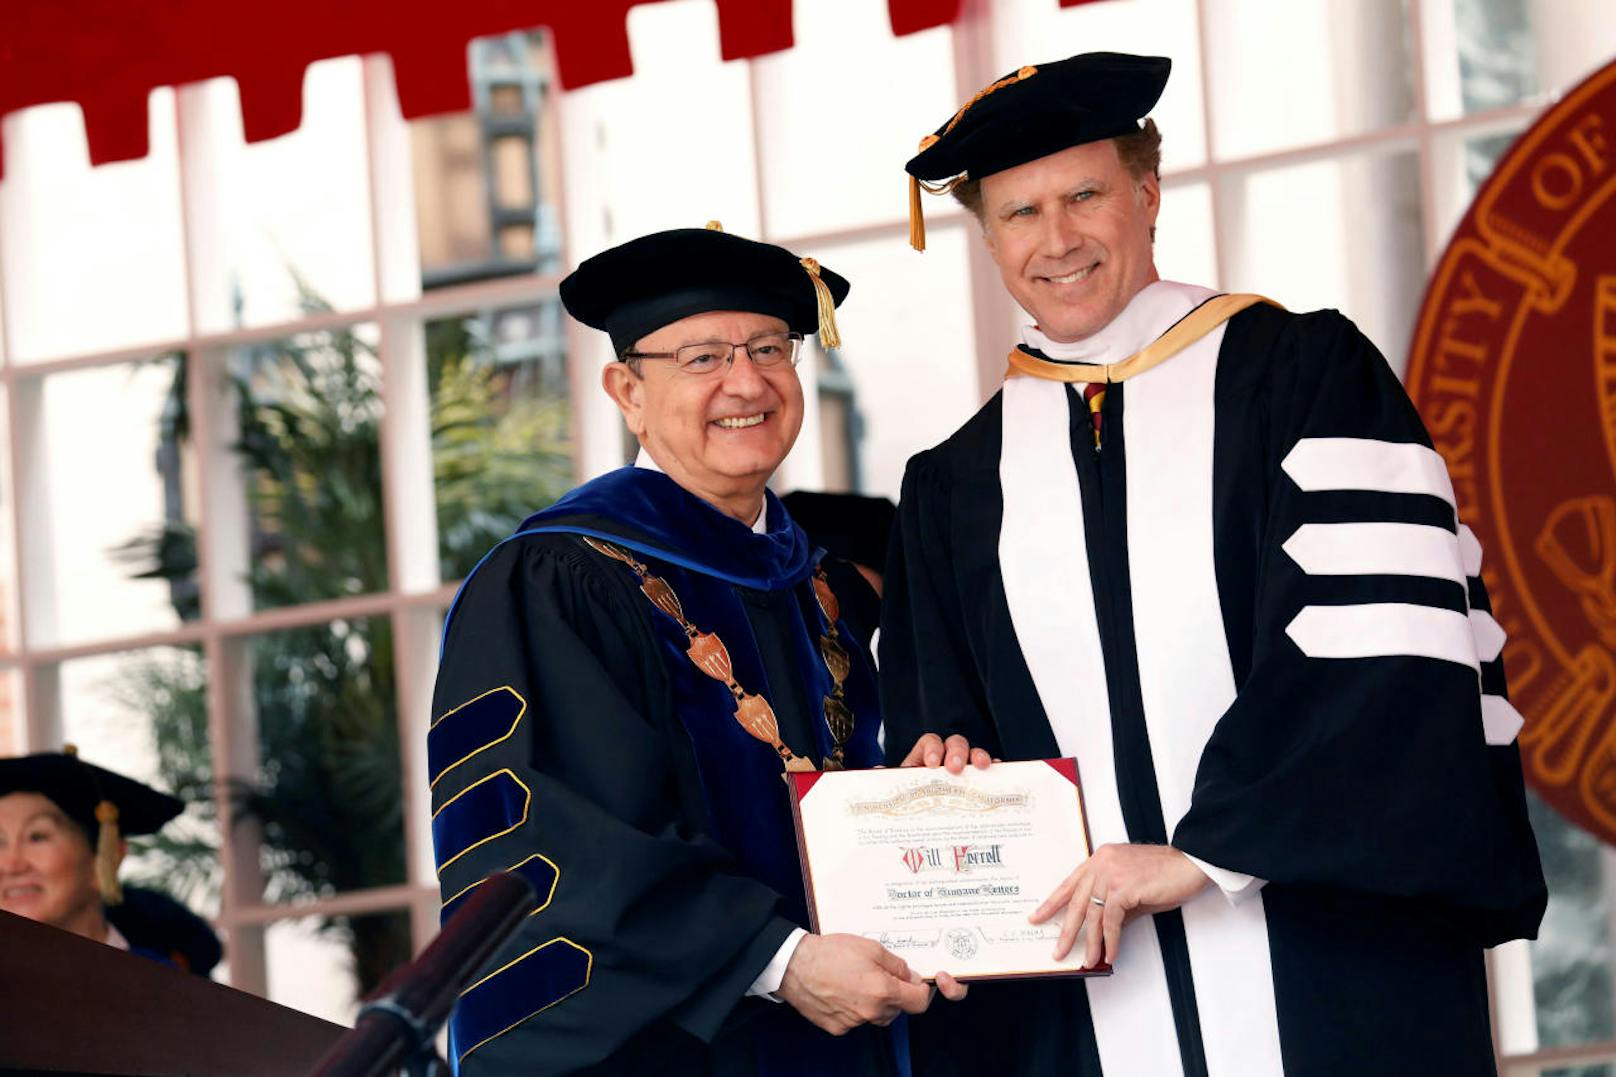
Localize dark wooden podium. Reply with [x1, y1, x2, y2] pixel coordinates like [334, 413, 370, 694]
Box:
[0, 909, 345, 1075]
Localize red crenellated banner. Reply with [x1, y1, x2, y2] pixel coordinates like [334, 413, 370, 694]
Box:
[0, 0, 1110, 178]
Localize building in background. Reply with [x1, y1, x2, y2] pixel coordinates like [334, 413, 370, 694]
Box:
[0, 1, 1611, 1071]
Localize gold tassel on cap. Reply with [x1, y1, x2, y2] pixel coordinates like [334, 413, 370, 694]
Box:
[799, 257, 842, 350]
[63, 744, 124, 906]
[910, 172, 964, 252]
[909, 176, 925, 251]
[705, 220, 724, 231]
[94, 799, 124, 906]
[910, 134, 940, 251]
[907, 66, 1039, 252]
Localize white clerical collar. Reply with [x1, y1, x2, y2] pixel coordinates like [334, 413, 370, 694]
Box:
[1019, 280, 1214, 366]
[634, 448, 767, 534]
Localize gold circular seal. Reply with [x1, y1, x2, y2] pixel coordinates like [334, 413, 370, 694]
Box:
[1407, 57, 1616, 843]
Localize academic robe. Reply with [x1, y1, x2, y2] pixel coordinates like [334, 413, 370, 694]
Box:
[107, 886, 223, 977]
[880, 281, 1547, 1077]
[429, 466, 897, 1076]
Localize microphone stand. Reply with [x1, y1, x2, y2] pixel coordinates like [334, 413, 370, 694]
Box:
[309, 872, 538, 1077]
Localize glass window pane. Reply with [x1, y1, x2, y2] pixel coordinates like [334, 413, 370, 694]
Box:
[1427, 0, 1616, 121]
[1157, 181, 1218, 289]
[1221, 150, 1425, 374]
[1205, 0, 1414, 160]
[0, 384, 15, 655]
[813, 346, 862, 493]
[1526, 792, 1616, 1051]
[263, 908, 413, 1022]
[228, 324, 386, 611]
[995, 0, 1207, 172]
[0, 92, 188, 363]
[565, 0, 761, 242]
[813, 225, 981, 500]
[0, 670, 24, 757]
[245, 617, 405, 899]
[31, 355, 200, 646]
[411, 31, 563, 289]
[58, 646, 221, 917]
[1431, 124, 1524, 258]
[428, 302, 574, 582]
[188, 58, 375, 332]
[753, 0, 957, 237]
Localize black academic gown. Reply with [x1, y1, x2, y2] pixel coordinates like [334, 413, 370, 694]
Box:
[108, 886, 223, 977]
[881, 292, 1546, 1077]
[429, 467, 896, 1077]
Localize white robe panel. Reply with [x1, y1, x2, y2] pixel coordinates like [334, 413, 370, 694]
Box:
[999, 373, 1185, 1077]
[1122, 302, 1285, 1077]
[1003, 280, 1284, 1076]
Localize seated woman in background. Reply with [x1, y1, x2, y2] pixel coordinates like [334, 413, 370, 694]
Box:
[0, 749, 221, 976]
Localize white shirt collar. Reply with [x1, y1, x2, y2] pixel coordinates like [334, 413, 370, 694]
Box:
[634, 448, 767, 534]
[104, 922, 131, 951]
[1018, 280, 1218, 366]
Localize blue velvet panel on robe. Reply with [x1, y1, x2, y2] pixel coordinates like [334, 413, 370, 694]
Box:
[433, 770, 532, 874]
[441, 853, 560, 925]
[446, 467, 815, 635]
[456, 938, 594, 1063]
[428, 686, 527, 788]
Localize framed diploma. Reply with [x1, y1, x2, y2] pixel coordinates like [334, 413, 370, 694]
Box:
[788, 759, 1110, 981]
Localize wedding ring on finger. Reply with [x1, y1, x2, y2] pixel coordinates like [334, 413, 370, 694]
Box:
[1090, 895, 1107, 908]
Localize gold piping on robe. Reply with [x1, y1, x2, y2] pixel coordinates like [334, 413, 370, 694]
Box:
[457, 937, 594, 1062]
[441, 851, 560, 917]
[433, 768, 533, 875]
[1005, 294, 1281, 384]
[429, 686, 528, 789]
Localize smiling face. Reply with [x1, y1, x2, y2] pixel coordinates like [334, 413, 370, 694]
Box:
[602, 310, 804, 522]
[0, 792, 105, 936]
[979, 138, 1161, 344]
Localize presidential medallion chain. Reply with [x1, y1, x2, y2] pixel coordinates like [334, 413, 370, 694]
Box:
[582, 537, 852, 772]
[810, 571, 853, 771]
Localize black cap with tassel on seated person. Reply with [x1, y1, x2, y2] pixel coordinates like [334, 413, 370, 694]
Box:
[0, 747, 184, 906]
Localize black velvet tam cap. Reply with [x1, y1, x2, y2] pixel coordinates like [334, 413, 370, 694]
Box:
[559, 224, 851, 356]
[0, 751, 183, 844]
[781, 491, 897, 573]
[904, 52, 1170, 249]
[907, 52, 1170, 184]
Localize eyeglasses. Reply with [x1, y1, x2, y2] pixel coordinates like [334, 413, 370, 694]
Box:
[622, 331, 803, 376]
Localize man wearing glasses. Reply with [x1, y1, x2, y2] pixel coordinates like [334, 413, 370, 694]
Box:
[428, 224, 938, 1075]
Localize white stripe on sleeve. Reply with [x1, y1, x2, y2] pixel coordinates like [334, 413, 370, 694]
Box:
[1286, 603, 1478, 669]
[1281, 438, 1456, 506]
[1482, 695, 1525, 745]
[1470, 609, 1506, 663]
[1282, 522, 1465, 585]
[1457, 524, 1484, 577]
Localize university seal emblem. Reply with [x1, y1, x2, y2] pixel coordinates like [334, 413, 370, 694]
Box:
[1406, 56, 1616, 843]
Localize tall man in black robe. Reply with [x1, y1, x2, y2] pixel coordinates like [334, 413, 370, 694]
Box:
[885, 52, 1547, 1076]
[429, 225, 939, 1075]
